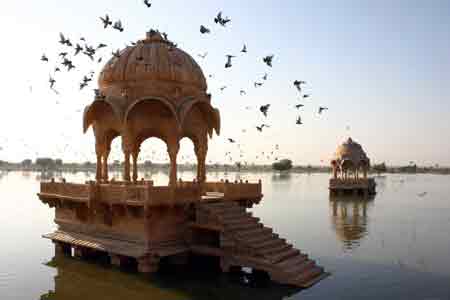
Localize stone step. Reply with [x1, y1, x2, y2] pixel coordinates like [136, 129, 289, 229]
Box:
[220, 212, 255, 222]
[294, 266, 325, 286]
[245, 232, 279, 244]
[268, 247, 300, 263]
[259, 242, 292, 255]
[222, 216, 259, 225]
[253, 237, 286, 249]
[227, 221, 262, 231]
[206, 205, 245, 214]
[276, 253, 309, 268]
[283, 259, 316, 275]
[237, 226, 272, 239]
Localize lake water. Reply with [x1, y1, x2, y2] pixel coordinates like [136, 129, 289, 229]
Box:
[1, 170, 450, 300]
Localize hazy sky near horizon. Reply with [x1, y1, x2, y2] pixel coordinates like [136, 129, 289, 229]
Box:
[0, 0, 449, 166]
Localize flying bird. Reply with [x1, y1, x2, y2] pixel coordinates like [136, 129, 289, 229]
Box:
[225, 55, 235, 68]
[41, 54, 49, 62]
[100, 14, 112, 28]
[256, 124, 270, 132]
[259, 104, 270, 117]
[240, 90, 246, 96]
[97, 43, 107, 49]
[262, 73, 268, 81]
[263, 55, 274, 67]
[200, 25, 211, 34]
[214, 11, 231, 26]
[59, 52, 68, 58]
[74, 44, 83, 56]
[143, 0, 152, 8]
[295, 104, 304, 109]
[254, 82, 263, 88]
[59, 33, 72, 46]
[303, 94, 311, 99]
[293, 80, 306, 91]
[318, 106, 328, 114]
[296, 116, 303, 125]
[219, 86, 227, 92]
[228, 138, 236, 143]
[113, 20, 124, 32]
[49, 76, 56, 89]
[241, 44, 247, 53]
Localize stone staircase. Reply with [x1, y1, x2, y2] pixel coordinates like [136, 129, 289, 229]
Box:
[197, 201, 328, 288]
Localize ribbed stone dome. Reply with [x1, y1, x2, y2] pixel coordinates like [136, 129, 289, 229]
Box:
[98, 30, 207, 91]
[332, 137, 370, 167]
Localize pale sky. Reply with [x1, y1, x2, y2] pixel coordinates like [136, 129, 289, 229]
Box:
[0, 0, 449, 166]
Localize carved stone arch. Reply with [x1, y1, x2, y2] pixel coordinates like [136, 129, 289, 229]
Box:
[83, 99, 123, 134]
[179, 98, 220, 138]
[124, 96, 180, 131]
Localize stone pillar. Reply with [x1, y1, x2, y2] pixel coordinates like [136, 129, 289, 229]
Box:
[123, 151, 131, 182]
[168, 142, 179, 186]
[73, 246, 84, 259]
[195, 141, 208, 183]
[132, 148, 139, 183]
[137, 255, 159, 273]
[102, 148, 110, 182]
[54, 241, 71, 257]
[96, 153, 102, 182]
[109, 253, 121, 267]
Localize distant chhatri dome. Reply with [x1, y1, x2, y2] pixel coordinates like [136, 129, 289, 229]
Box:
[331, 137, 370, 180]
[83, 29, 220, 184]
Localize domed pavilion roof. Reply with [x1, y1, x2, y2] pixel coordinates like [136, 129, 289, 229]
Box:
[98, 30, 207, 92]
[331, 137, 370, 168]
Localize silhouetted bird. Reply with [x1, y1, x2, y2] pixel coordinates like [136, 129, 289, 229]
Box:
[240, 90, 246, 96]
[256, 124, 270, 132]
[59, 52, 68, 58]
[74, 44, 83, 56]
[263, 55, 274, 67]
[143, 0, 152, 8]
[100, 14, 112, 28]
[200, 25, 211, 34]
[214, 11, 231, 26]
[97, 57, 103, 63]
[262, 73, 268, 80]
[303, 94, 310, 99]
[225, 55, 235, 68]
[97, 43, 107, 49]
[295, 104, 304, 109]
[259, 104, 270, 117]
[228, 138, 236, 143]
[113, 20, 124, 32]
[198, 52, 208, 59]
[318, 106, 328, 114]
[293, 80, 306, 91]
[41, 54, 49, 62]
[49, 76, 56, 89]
[254, 82, 263, 88]
[54, 67, 60, 72]
[59, 33, 72, 46]
[112, 50, 121, 58]
[220, 86, 227, 92]
[241, 44, 247, 53]
[296, 116, 303, 125]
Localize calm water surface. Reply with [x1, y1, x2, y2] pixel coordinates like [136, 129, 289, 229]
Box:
[1, 170, 450, 300]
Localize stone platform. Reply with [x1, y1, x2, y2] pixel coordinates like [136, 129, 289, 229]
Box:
[38, 179, 328, 288]
[329, 178, 376, 197]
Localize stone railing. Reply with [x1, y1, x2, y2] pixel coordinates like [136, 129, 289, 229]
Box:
[329, 178, 373, 188]
[39, 180, 262, 206]
[40, 181, 90, 200]
[202, 180, 262, 201]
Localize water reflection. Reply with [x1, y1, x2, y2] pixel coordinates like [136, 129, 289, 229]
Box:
[271, 173, 292, 182]
[40, 256, 300, 300]
[330, 197, 374, 251]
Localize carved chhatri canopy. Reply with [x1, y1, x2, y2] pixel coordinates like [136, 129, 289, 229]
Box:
[330, 137, 370, 180]
[83, 30, 221, 185]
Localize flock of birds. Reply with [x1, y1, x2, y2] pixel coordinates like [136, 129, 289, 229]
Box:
[35, 1, 329, 166]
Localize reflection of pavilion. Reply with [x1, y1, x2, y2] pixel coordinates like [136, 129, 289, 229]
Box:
[40, 256, 300, 300]
[330, 197, 373, 250]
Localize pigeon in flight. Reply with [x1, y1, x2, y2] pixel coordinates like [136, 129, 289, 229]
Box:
[259, 104, 270, 117]
[143, 0, 152, 8]
[318, 106, 328, 114]
[263, 55, 274, 67]
[100, 14, 112, 28]
[74, 44, 83, 56]
[262, 73, 268, 81]
[41, 54, 49, 62]
[240, 90, 246, 96]
[254, 82, 263, 88]
[303, 94, 311, 99]
[200, 25, 211, 34]
[198, 52, 208, 59]
[113, 20, 124, 32]
[220, 86, 227, 92]
[214, 12, 231, 26]
[59, 33, 72, 46]
[295, 104, 304, 109]
[49, 76, 56, 89]
[228, 138, 236, 143]
[241, 44, 247, 53]
[293, 80, 306, 91]
[225, 55, 235, 68]
[256, 124, 270, 132]
[296, 116, 303, 125]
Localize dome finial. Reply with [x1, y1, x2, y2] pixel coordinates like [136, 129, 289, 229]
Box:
[146, 29, 163, 42]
